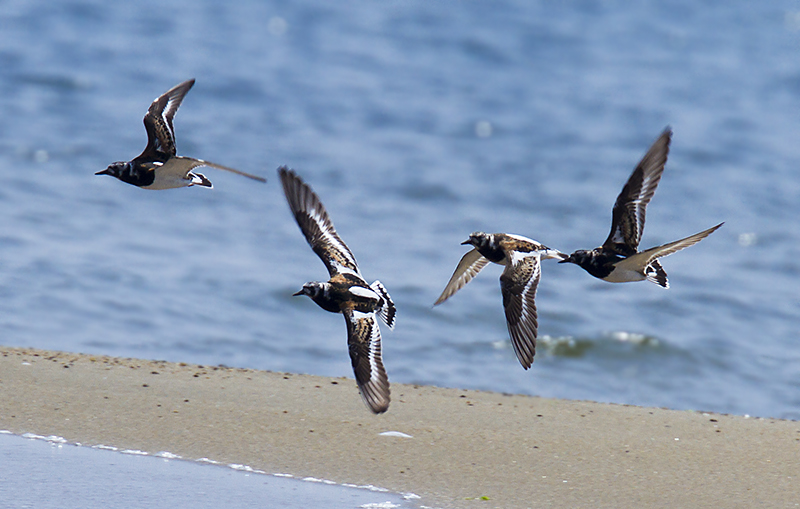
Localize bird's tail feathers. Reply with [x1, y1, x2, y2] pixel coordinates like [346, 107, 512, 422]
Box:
[370, 280, 396, 329]
[644, 260, 669, 288]
[187, 171, 213, 188]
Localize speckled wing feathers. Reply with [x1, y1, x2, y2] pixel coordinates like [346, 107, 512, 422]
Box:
[344, 310, 390, 414]
[279, 167, 361, 277]
[142, 79, 195, 159]
[603, 127, 671, 254]
[499, 254, 541, 370]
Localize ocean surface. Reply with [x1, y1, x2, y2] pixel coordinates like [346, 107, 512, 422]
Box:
[0, 432, 416, 508]
[0, 0, 799, 422]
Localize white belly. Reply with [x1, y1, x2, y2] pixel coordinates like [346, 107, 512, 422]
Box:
[604, 266, 646, 283]
[142, 159, 195, 190]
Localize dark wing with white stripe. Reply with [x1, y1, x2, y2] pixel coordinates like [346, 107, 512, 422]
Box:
[344, 309, 390, 414]
[603, 127, 671, 255]
[279, 167, 361, 277]
[141, 79, 195, 159]
[499, 253, 541, 370]
[433, 248, 490, 306]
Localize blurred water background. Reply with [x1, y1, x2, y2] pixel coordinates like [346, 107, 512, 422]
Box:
[0, 0, 799, 420]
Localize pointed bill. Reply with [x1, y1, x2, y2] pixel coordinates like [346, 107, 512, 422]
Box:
[279, 167, 361, 278]
[434, 248, 490, 306]
[344, 310, 390, 414]
[603, 127, 672, 254]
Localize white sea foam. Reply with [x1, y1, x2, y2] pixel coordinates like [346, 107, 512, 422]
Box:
[303, 476, 337, 484]
[379, 431, 413, 438]
[608, 331, 655, 345]
[22, 433, 67, 444]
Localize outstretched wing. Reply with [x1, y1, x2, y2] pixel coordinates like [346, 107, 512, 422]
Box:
[603, 127, 671, 255]
[344, 309, 390, 414]
[279, 167, 361, 277]
[141, 79, 195, 159]
[433, 248, 490, 306]
[615, 222, 724, 287]
[499, 253, 541, 370]
[171, 156, 266, 183]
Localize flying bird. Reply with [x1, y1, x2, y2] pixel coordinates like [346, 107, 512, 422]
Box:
[434, 232, 566, 369]
[96, 79, 266, 189]
[559, 127, 723, 287]
[279, 167, 395, 414]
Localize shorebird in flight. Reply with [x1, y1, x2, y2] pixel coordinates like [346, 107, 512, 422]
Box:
[279, 167, 395, 414]
[559, 127, 723, 287]
[435, 232, 566, 369]
[96, 79, 266, 189]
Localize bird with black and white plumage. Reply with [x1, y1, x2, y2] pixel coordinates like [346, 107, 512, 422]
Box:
[559, 127, 723, 288]
[279, 167, 395, 414]
[434, 232, 567, 370]
[96, 79, 266, 189]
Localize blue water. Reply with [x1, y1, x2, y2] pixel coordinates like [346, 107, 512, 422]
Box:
[0, 1, 799, 419]
[0, 432, 416, 508]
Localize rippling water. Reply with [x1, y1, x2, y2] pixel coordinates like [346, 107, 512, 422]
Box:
[1, 0, 799, 419]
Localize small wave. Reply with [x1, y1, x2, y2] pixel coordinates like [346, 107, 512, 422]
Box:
[538, 331, 661, 358]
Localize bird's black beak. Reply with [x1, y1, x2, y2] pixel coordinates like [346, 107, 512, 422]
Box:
[558, 256, 572, 264]
[461, 239, 471, 245]
[292, 289, 305, 296]
[95, 168, 111, 176]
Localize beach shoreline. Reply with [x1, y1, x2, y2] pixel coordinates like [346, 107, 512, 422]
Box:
[1, 346, 798, 508]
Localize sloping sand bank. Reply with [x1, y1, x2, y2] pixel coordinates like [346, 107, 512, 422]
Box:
[1, 347, 797, 508]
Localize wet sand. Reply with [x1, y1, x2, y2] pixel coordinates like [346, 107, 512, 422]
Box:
[1, 346, 798, 508]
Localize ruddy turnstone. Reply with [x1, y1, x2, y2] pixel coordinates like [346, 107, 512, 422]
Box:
[279, 167, 395, 414]
[96, 79, 266, 189]
[559, 127, 723, 287]
[434, 232, 566, 369]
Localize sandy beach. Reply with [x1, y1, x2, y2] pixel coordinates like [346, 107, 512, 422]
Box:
[0, 346, 797, 508]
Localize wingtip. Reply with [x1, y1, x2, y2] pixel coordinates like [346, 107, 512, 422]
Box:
[432, 291, 451, 307]
[278, 166, 300, 191]
[359, 381, 391, 414]
[516, 349, 535, 370]
[365, 395, 390, 414]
